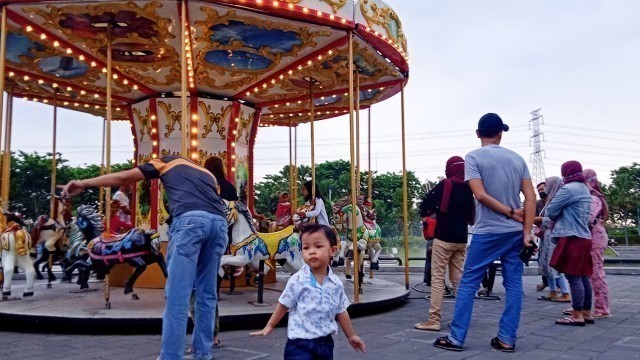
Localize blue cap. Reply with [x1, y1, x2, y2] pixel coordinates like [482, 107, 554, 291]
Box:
[478, 113, 509, 134]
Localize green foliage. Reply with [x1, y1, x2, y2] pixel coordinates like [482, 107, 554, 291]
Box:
[254, 160, 431, 237]
[603, 162, 640, 227]
[7, 151, 132, 219]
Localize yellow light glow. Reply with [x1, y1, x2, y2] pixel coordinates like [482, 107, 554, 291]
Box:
[302, 7, 308, 13]
[231, 142, 236, 147]
[191, 140, 197, 146]
[192, 114, 198, 120]
[153, 141, 158, 146]
[191, 127, 198, 134]
[25, 26, 33, 32]
[40, 33, 46, 40]
[66, 48, 72, 54]
[151, 115, 157, 120]
[79, 55, 85, 61]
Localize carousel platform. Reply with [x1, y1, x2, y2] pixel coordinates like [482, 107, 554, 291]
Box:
[0, 270, 409, 334]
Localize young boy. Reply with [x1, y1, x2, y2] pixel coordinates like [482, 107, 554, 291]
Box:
[251, 223, 366, 359]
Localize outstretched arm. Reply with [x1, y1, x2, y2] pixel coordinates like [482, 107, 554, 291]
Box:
[250, 303, 288, 336]
[337, 311, 366, 352]
[61, 169, 146, 198]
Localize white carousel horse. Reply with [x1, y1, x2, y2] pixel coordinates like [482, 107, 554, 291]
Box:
[221, 200, 303, 276]
[332, 196, 382, 293]
[0, 210, 36, 300]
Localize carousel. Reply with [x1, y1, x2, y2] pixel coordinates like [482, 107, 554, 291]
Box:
[0, 0, 412, 331]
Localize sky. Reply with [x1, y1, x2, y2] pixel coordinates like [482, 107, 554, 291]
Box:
[7, 0, 640, 186]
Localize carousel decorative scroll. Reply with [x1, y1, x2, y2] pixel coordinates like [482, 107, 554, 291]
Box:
[359, 0, 408, 54]
[133, 107, 152, 141]
[158, 101, 182, 138]
[200, 101, 231, 139]
[235, 111, 254, 145]
[198, 150, 228, 167]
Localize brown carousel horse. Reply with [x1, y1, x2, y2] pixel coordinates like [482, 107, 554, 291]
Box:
[31, 197, 72, 288]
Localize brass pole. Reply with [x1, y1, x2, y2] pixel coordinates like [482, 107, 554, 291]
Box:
[293, 126, 298, 209]
[368, 108, 372, 203]
[355, 71, 360, 198]
[310, 86, 315, 200]
[348, 32, 359, 303]
[289, 120, 294, 214]
[401, 85, 409, 290]
[50, 93, 58, 218]
[105, 24, 113, 233]
[180, 0, 188, 157]
[0, 7, 8, 206]
[1, 84, 13, 205]
[98, 118, 106, 215]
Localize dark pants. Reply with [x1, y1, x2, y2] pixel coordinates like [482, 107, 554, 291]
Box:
[424, 240, 433, 285]
[284, 335, 334, 360]
[482, 262, 499, 292]
[566, 274, 593, 311]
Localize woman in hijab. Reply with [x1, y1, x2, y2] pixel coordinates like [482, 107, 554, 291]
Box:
[584, 169, 611, 318]
[546, 161, 593, 326]
[534, 176, 571, 302]
[415, 156, 475, 331]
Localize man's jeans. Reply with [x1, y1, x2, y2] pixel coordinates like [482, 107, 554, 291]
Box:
[160, 211, 228, 360]
[448, 231, 524, 347]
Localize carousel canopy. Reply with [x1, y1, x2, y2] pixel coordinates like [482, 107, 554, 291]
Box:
[0, 0, 408, 125]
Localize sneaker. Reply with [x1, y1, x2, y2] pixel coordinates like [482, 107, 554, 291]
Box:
[415, 321, 441, 331]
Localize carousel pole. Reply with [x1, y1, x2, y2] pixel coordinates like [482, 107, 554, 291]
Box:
[309, 85, 315, 200]
[0, 6, 8, 207]
[180, 0, 188, 157]
[50, 93, 58, 218]
[401, 85, 409, 290]
[289, 120, 294, 214]
[105, 24, 113, 233]
[348, 31, 359, 303]
[367, 108, 372, 203]
[98, 118, 106, 215]
[1, 85, 13, 207]
[294, 125, 298, 207]
[355, 71, 360, 198]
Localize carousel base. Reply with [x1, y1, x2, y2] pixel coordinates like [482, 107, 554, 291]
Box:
[0, 271, 409, 334]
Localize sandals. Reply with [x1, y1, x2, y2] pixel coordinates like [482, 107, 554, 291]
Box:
[491, 337, 515, 353]
[555, 317, 586, 326]
[537, 295, 556, 301]
[433, 336, 463, 351]
[536, 283, 547, 292]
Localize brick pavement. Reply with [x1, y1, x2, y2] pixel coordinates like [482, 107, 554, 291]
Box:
[1, 273, 639, 360]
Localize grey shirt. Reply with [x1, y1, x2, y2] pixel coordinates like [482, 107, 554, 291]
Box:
[465, 144, 531, 234]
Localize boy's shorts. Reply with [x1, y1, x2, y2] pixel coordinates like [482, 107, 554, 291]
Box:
[284, 334, 334, 360]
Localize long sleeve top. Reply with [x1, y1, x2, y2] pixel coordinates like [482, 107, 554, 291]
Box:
[304, 197, 330, 226]
[419, 180, 474, 243]
[546, 182, 592, 239]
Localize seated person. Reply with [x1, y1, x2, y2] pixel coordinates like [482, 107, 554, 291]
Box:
[106, 200, 132, 234]
[270, 192, 292, 232]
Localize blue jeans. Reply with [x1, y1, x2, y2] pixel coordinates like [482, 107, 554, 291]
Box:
[160, 211, 227, 360]
[448, 231, 524, 347]
[547, 273, 570, 294]
[284, 335, 334, 360]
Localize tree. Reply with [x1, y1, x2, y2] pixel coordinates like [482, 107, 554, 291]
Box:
[254, 160, 428, 237]
[7, 151, 131, 219]
[603, 162, 640, 228]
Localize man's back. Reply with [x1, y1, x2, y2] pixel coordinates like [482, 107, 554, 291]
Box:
[465, 144, 531, 234]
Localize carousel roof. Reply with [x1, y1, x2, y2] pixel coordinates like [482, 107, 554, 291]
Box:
[0, 0, 409, 125]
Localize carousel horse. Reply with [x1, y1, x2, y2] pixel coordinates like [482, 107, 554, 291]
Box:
[332, 196, 383, 294]
[31, 197, 72, 287]
[67, 205, 168, 308]
[0, 209, 36, 300]
[221, 200, 303, 277]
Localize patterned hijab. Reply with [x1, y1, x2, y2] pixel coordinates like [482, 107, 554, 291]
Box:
[584, 169, 609, 221]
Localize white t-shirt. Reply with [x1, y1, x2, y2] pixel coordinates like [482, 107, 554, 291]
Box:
[304, 197, 330, 226]
[112, 190, 131, 223]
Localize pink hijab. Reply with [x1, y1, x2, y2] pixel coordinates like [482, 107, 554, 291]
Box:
[584, 169, 609, 221]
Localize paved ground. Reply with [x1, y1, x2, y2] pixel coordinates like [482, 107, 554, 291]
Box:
[1, 273, 639, 360]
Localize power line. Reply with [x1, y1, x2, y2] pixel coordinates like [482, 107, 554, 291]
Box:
[545, 123, 640, 138]
[545, 130, 639, 144]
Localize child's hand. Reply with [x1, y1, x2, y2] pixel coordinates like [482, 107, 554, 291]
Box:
[250, 325, 273, 337]
[348, 335, 366, 352]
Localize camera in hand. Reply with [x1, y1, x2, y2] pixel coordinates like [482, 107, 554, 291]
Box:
[519, 240, 538, 265]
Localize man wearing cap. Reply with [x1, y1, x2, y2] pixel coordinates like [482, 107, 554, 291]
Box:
[434, 113, 536, 353]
